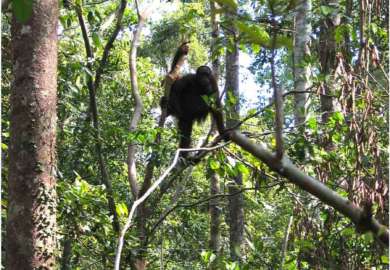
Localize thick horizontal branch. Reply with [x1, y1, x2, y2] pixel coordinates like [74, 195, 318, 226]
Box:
[230, 131, 389, 245]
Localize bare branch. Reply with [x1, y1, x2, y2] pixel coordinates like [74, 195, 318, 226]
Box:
[114, 145, 226, 270]
[75, 3, 120, 233]
[127, 0, 153, 199]
[94, 0, 127, 91]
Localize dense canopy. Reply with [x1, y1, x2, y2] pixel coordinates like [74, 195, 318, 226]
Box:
[2, 0, 388, 269]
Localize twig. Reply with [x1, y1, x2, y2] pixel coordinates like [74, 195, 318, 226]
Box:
[94, 0, 127, 91]
[149, 182, 285, 237]
[114, 145, 226, 270]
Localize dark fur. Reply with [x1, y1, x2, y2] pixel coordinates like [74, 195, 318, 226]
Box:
[161, 44, 225, 154]
[166, 66, 216, 149]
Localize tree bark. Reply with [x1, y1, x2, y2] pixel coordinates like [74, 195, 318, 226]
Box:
[280, 215, 294, 269]
[60, 235, 72, 270]
[293, 0, 311, 125]
[127, 5, 154, 269]
[127, 6, 148, 201]
[319, 0, 340, 125]
[224, 12, 244, 262]
[208, 171, 221, 254]
[7, 0, 58, 268]
[230, 131, 389, 245]
[208, 1, 221, 264]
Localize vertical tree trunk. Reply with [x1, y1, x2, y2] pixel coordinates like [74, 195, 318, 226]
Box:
[208, 172, 221, 253]
[208, 1, 221, 263]
[319, 0, 340, 125]
[7, 0, 58, 268]
[293, 0, 312, 125]
[224, 12, 244, 262]
[75, 4, 121, 234]
[279, 215, 294, 270]
[126, 6, 156, 269]
[61, 235, 72, 270]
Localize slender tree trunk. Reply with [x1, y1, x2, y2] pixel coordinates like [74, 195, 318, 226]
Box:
[127, 12, 147, 200]
[61, 235, 73, 270]
[293, 0, 312, 126]
[75, 4, 121, 234]
[7, 0, 58, 268]
[280, 215, 294, 269]
[224, 12, 244, 262]
[126, 5, 157, 269]
[319, 0, 340, 125]
[129, 11, 148, 270]
[208, 1, 221, 264]
[208, 172, 221, 252]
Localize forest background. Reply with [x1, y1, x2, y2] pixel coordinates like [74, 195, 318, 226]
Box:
[1, 0, 389, 269]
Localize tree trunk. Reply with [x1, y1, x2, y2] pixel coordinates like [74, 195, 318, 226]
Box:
[61, 235, 72, 270]
[7, 0, 58, 269]
[224, 14, 244, 262]
[293, 0, 312, 126]
[208, 1, 221, 264]
[280, 215, 294, 269]
[75, 4, 121, 234]
[319, 0, 340, 125]
[208, 171, 221, 253]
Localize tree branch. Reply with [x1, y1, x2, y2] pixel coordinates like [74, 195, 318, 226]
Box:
[94, 0, 127, 91]
[114, 145, 226, 270]
[75, 3, 120, 234]
[230, 131, 389, 245]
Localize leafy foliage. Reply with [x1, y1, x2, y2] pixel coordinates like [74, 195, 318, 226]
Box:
[2, 0, 388, 269]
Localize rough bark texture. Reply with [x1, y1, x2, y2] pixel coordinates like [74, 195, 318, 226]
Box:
[224, 16, 244, 262]
[319, 0, 340, 124]
[293, 0, 311, 125]
[7, 0, 58, 269]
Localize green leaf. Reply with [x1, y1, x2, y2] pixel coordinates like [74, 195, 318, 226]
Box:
[116, 203, 128, 217]
[307, 117, 317, 131]
[275, 35, 293, 49]
[381, 255, 389, 264]
[247, 108, 257, 116]
[209, 160, 220, 170]
[251, 43, 261, 54]
[236, 163, 249, 176]
[341, 227, 354, 237]
[92, 33, 102, 48]
[332, 111, 344, 123]
[1, 143, 8, 151]
[13, 0, 33, 23]
[236, 21, 270, 46]
[320, 5, 333, 16]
